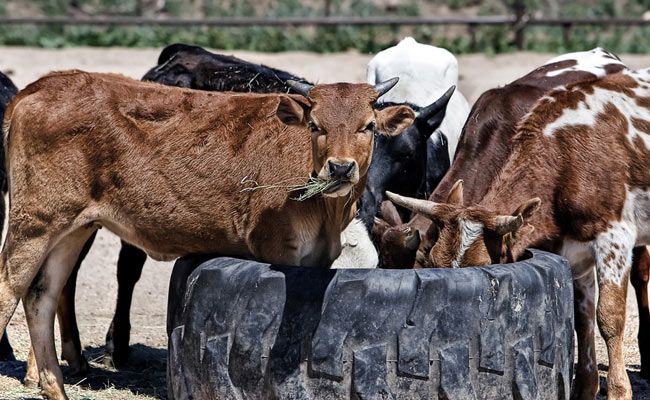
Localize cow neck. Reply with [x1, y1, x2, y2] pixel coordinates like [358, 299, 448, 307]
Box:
[478, 139, 560, 259]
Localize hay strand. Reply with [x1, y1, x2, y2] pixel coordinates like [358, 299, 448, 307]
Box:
[240, 175, 338, 201]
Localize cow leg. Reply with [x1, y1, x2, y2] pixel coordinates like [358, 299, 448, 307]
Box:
[25, 232, 91, 386]
[103, 241, 146, 368]
[26, 232, 96, 383]
[55, 231, 96, 377]
[0, 234, 53, 365]
[594, 235, 633, 400]
[0, 330, 15, 361]
[24, 346, 38, 388]
[22, 227, 95, 400]
[631, 246, 650, 378]
[572, 269, 599, 400]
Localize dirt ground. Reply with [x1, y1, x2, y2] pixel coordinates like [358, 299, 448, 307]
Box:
[0, 47, 650, 399]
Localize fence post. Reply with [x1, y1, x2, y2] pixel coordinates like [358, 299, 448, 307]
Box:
[325, 0, 331, 17]
[468, 23, 477, 51]
[562, 22, 573, 48]
[513, 0, 526, 49]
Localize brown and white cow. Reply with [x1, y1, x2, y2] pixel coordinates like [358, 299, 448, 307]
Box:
[377, 48, 650, 395]
[388, 68, 650, 399]
[376, 48, 628, 268]
[0, 70, 413, 400]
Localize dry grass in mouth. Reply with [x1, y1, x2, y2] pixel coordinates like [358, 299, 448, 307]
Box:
[240, 175, 341, 201]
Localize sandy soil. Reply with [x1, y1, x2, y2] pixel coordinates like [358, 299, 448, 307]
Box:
[0, 47, 649, 399]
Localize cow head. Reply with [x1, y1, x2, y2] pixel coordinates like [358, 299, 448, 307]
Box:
[372, 201, 421, 269]
[386, 180, 541, 268]
[141, 44, 205, 87]
[357, 86, 454, 228]
[276, 79, 415, 198]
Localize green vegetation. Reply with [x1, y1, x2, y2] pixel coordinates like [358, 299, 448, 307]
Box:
[2, 0, 650, 54]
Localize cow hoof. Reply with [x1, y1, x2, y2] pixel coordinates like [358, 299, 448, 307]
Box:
[102, 350, 130, 369]
[67, 357, 89, 377]
[102, 353, 115, 369]
[108, 344, 130, 368]
[103, 348, 129, 369]
[23, 376, 39, 389]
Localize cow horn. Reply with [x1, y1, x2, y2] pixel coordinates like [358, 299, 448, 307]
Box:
[374, 77, 399, 97]
[286, 80, 314, 96]
[493, 214, 524, 235]
[405, 230, 421, 251]
[385, 191, 443, 219]
[417, 85, 456, 120]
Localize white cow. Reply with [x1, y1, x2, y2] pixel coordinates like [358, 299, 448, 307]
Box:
[366, 36, 470, 161]
[332, 218, 378, 269]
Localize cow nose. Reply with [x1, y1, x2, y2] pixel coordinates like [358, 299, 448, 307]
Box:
[328, 161, 355, 179]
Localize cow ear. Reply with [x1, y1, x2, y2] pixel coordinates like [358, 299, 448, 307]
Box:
[512, 198, 541, 221]
[446, 179, 463, 205]
[277, 95, 309, 126]
[376, 105, 415, 136]
[372, 217, 391, 239]
[380, 200, 403, 227]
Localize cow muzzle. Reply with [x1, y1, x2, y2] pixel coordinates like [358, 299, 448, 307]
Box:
[320, 159, 358, 197]
[328, 161, 355, 179]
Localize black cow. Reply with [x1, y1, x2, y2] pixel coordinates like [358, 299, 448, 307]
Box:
[0, 71, 18, 362]
[141, 43, 310, 93]
[357, 87, 454, 230]
[57, 44, 452, 371]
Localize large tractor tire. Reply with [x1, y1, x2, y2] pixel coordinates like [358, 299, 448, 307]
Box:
[167, 249, 574, 400]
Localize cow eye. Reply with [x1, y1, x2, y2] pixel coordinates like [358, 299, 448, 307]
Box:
[308, 121, 320, 133]
[364, 122, 376, 132]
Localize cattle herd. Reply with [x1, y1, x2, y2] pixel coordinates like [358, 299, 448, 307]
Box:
[0, 37, 647, 400]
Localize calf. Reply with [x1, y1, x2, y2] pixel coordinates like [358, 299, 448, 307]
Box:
[388, 68, 650, 399]
[378, 48, 650, 391]
[0, 71, 413, 400]
[56, 45, 377, 371]
[377, 48, 628, 267]
[51, 45, 453, 372]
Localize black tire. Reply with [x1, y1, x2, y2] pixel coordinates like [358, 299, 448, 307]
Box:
[167, 249, 574, 400]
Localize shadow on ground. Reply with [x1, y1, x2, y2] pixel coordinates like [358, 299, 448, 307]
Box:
[0, 344, 167, 399]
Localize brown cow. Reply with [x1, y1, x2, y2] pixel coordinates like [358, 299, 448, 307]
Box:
[388, 69, 650, 399]
[0, 70, 414, 400]
[377, 49, 630, 268]
[377, 48, 650, 391]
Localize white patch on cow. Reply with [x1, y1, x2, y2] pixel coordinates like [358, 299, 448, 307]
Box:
[593, 188, 639, 286]
[593, 223, 634, 287]
[452, 219, 483, 268]
[632, 67, 650, 82]
[560, 239, 594, 278]
[544, 47, 624, 78]
[560, 188, 650, 288]
[543, 70, 650, 142]
[366, 36, 470, 160]
[331, 218, 378, 269]
[616, 69, 650, 149]
[542, 85, 610, 137]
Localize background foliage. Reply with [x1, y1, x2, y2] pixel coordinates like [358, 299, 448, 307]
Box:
[1, 0, 650, 53]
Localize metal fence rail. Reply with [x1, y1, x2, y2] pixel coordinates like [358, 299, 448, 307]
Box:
[0, 15, 648, 26]
[0, 15, 645, 49]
